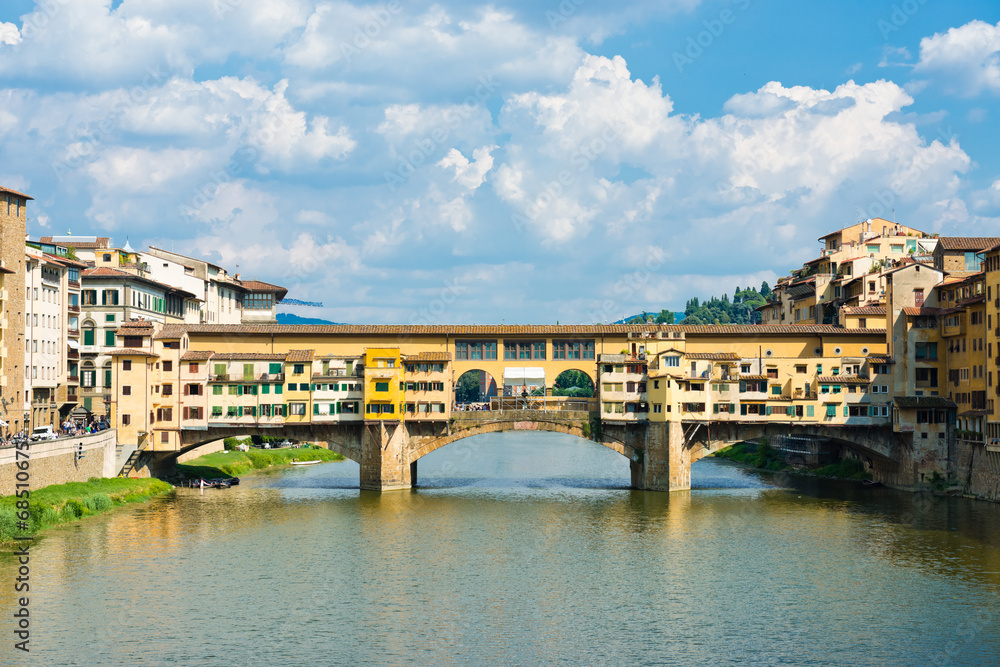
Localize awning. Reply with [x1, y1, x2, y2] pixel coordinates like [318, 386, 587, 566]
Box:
[67, 340, 79, 349]
[503, 367, 545, 386]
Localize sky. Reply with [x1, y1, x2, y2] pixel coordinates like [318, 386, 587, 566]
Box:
[1, 0, 999, 325]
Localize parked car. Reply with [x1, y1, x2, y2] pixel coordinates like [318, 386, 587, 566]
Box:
[30, 425, 59, 441]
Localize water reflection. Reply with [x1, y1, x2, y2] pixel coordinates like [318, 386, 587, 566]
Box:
[1, 432, 999, 666]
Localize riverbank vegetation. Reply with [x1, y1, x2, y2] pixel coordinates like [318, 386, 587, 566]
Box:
[175, 446, 345, 480]
[0, 477, 172, 544]
[712, 440, 788, 471]
[713, 441, 873, 481]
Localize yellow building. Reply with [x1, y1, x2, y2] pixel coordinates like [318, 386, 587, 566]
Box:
[364, 347, 403, 420]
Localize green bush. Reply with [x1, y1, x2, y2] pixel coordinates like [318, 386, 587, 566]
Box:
[0, 508, 18, 542]
[84, 494, 113, 513]
[223, 437, 242, 451]
[62, 500, 88, 520]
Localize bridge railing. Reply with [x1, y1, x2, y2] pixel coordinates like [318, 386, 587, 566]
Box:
[487, 396, 597, 413]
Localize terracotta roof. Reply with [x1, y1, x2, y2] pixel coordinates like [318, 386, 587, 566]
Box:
[108, 348, 159, 358]
[180, 350, 215, 361]
[0, 266, 14, 274]
[117, 321, 155, 333]
[867, 355, 893, 364]
[685, 352, 740, 361]
[901, 307, 943, 316]
[210, 352, 288, 361]
[153, 324, 189, 340]
[845, 305, 885, 316]
[956, 295, 985, 308]
[741, 375, 770, 381]
[403, 352, 451, 362]
[81, 267, 197, 297]
[816, 375, 870, 384]
[0, 186, 33, 200]
[238, 279, 288, 301]
[180, 323, 883, 337]
[958, 410, 986, 418]
[936, 237, 1000, 251]
[286, 349, 315, 362]
[41, 236, 109, 249]
[894, 396, 956, 409]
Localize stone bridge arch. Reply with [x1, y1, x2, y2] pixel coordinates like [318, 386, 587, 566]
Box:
[407, 414, 637, 463]
[171, 423, 366, 465]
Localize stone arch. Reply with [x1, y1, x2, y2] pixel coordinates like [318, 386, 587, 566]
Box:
[172, 429, 363, 465]
[408, 418, 637, 464]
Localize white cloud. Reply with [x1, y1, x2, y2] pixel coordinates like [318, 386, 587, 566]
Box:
[913, 20, 1000, 96]
[0, 22, 20, 45]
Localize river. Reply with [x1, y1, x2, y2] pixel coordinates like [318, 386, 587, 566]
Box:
[4, 432, 1000, 666]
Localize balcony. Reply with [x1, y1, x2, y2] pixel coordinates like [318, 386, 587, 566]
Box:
[208, 373, 285, 383]
[67, 328, 79, 337]
[66, 394, 78, 403]
[67, 348, 79, 360]
[68, 374, 79, 383]
[68, 304, 80, 314]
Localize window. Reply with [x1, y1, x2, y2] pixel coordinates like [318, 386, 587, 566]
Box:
[795, 365, 806, 374]
[82, 289, 97, 305]
[290, 403, 306, 416]
[375, 382, 389, 392]
[82, 370, 95, 388]
[163, 361, 172, 372]
[101, 289, 119, 306]
[122, 415, 131, 426]
[455, 340, 498, 360]
[662, 356, 680, 367]
[914, 342, 937, 360]
[122, 385, 131, 396]
[104, 330, 115, 347]
[162, 384, 173, 396]
[504, 341, 546, 360]
[212, 385, 223, 395]
[552, 340, 595, 360]
[244, 292, 274, 310]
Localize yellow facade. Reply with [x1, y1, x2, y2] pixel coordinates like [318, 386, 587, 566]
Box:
[364, 347, 403, 420]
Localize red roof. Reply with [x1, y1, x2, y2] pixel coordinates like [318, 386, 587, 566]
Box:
[901, 307, 943, 316]
[0, 186, 32, 200]
[936, 237, 1000, 251]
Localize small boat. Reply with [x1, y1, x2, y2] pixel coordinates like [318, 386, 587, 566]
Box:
[290, 460, 322, 466]
[863, 479, 882, 487]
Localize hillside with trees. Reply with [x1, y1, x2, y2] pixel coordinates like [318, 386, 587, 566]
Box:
[627, 282, 772, 326]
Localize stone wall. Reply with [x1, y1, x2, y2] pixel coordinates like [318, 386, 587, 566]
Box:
[0, 429, 117, 495]
[956, 442, 1000, 501]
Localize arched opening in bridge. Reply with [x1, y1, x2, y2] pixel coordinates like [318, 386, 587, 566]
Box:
[455, 369, 497, 406]
[553, 370, 594, 397]
[415, 430, 632, 490]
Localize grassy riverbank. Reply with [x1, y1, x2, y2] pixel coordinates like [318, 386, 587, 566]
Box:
[0, 477, 172, 544]
[175, 447, 345, 480]
[712, 441, 788, 471]
[712, 441, 872, 481]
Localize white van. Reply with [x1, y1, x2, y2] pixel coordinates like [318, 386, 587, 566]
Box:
[30, 425, 59, 441]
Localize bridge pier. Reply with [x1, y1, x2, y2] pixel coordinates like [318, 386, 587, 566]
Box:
[360, 421, 413, 491]
[629, 422, 691, 492]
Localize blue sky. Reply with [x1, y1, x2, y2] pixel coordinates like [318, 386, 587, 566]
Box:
[1, 0, 998, 325]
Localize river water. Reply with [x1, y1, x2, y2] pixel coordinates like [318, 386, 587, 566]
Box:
[4, 432, 1000, 666]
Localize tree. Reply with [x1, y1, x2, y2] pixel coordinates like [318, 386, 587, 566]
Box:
[455, 371, 482, 403]
[760, 281, 771, 298]
[553, 370, 594, 397]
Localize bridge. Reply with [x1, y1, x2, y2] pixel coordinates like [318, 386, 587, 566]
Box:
[107, 321, 942, 491]
[158, 401, 905, 491]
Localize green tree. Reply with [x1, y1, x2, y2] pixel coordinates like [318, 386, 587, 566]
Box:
[553, 370, 594, 397]
[455, 371, 482, 403]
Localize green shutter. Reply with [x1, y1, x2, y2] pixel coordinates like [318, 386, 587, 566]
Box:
[844, 406, 849, 417]
[729, 403, 735, 413]
[313, 403, 319, 415]
[105, 330, 115, 346]
[244, 364, 254, 380]
[713, 403, 719, 414]
[104, 370, 112, 387]
[214, 364, 226, 376]
[213, 385, 222, 395]
[826, 405, 836, 417]
[766, 406, 772, 416]
[84, 329, 95, 346]
[276, 384, 283, 395]
[336, 402, 342, 414]
[270, 363, 281, 375]
[262, 384, 270, 395]
[807, 405, 814, 417]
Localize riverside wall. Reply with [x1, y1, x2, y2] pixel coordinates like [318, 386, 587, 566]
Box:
[0, 430, 117, 495]
[957, 441, 1000, 502]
